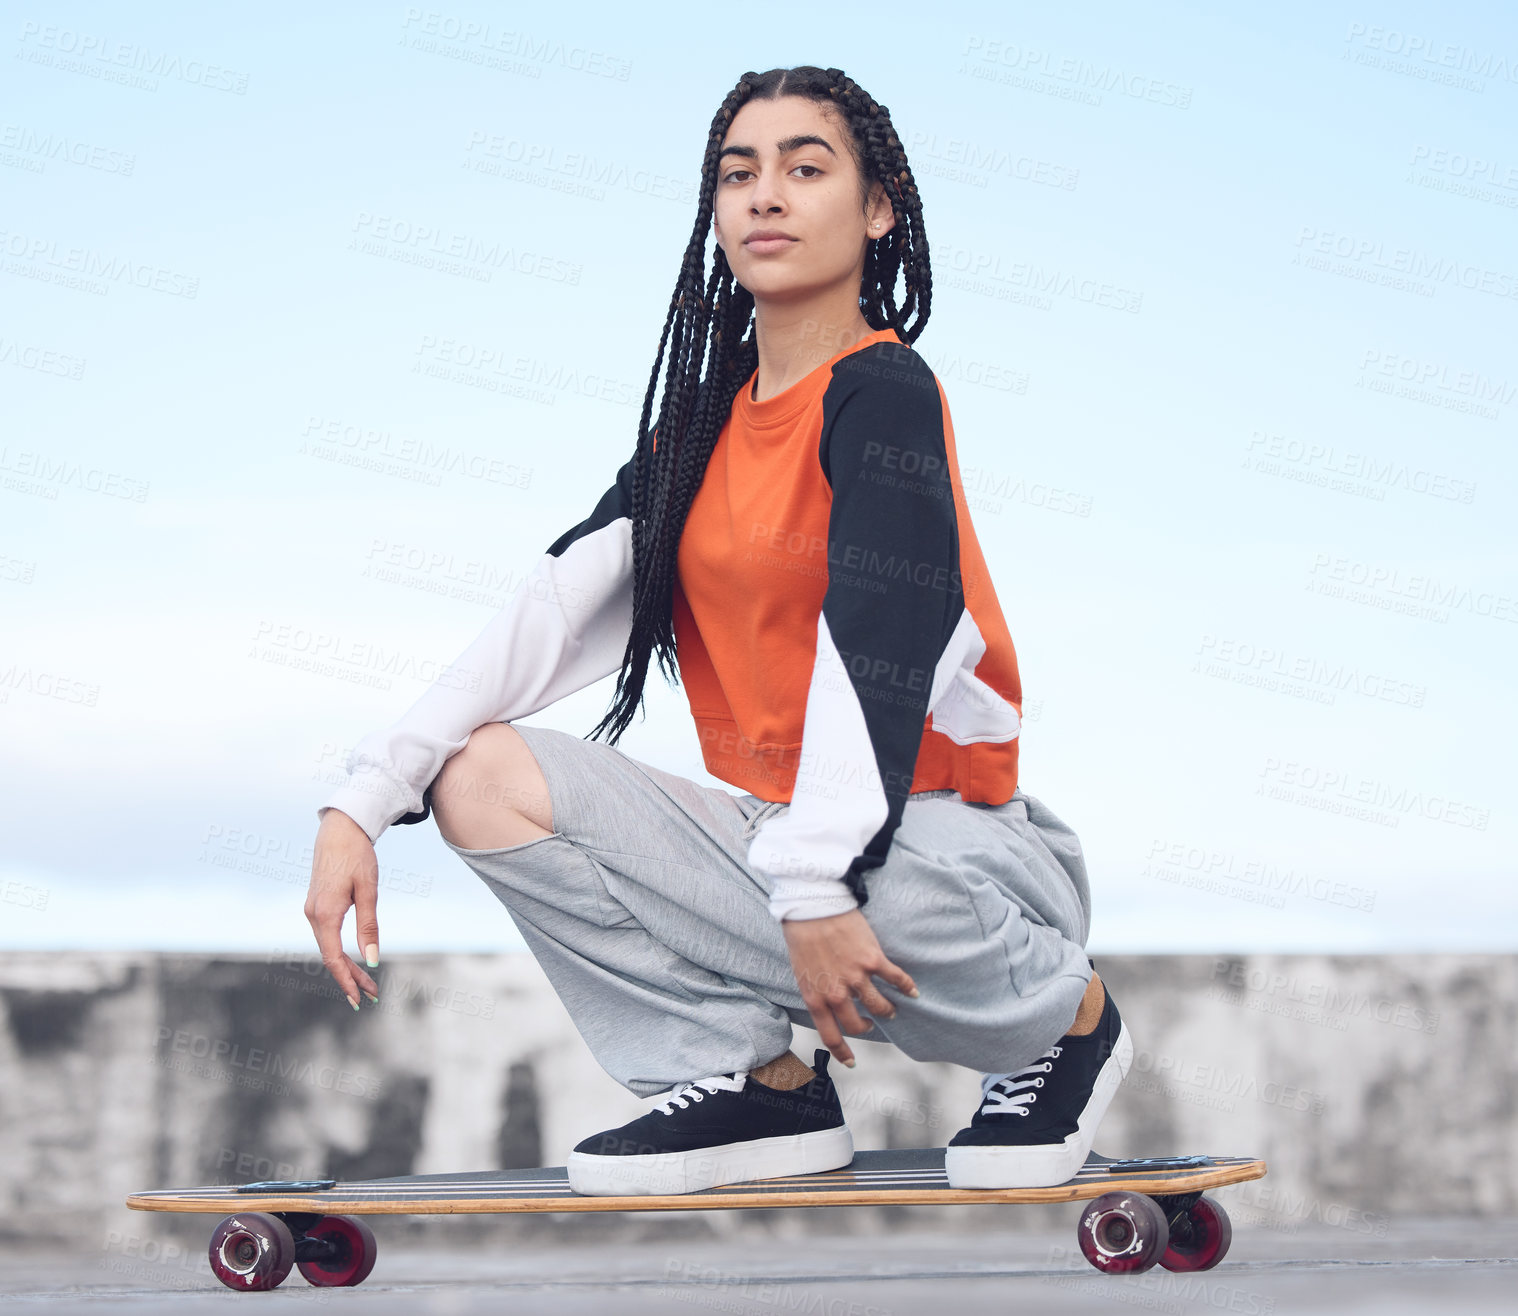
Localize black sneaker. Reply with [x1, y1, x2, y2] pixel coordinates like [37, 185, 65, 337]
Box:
[945, 983, 1133, 1189]
[566, 1050, 854, 1196]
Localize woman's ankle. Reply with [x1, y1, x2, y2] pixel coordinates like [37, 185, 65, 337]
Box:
[1065, 972, 1105, 1037]
[750, 1051, 815, 1091]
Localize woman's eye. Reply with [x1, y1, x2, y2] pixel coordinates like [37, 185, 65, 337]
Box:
[721, 165, 822, 183]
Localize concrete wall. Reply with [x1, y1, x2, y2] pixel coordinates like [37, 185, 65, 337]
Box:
[0, 952, 1511, 1248]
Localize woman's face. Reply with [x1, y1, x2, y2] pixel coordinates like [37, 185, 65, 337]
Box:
[712, 95, 894, 306]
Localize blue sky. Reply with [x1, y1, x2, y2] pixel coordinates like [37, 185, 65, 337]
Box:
[3, 1, 1514, 952]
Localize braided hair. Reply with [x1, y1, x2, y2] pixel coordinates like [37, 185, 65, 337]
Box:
[587, 65, 933, 745]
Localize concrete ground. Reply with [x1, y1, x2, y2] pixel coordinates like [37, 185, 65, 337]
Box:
[0, 1214, 1513, 1315]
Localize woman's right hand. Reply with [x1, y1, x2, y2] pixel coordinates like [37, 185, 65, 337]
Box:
[305, 809, 382, 1010]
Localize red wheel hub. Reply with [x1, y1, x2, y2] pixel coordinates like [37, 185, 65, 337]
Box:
[296, 1214, 379, 1287]
[207, 1212, 295, 1291]
[1161, 1195, 1233, 1271]
[1077, 1192, 1169, 1274]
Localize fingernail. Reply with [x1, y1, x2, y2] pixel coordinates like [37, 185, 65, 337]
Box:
[365, 992, 380, 1004]
[908, 988, 920, 998]
[364, 944, 379, 968]
[843, 1057, 855, 1068]
[348, 997, 360, 1011]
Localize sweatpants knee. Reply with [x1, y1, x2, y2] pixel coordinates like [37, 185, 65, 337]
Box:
[432, 722, 554, 847]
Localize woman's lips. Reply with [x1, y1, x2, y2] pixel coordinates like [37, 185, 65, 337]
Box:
[745, 237, 796, 254]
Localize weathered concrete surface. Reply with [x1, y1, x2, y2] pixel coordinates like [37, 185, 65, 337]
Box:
[0, 952, 1512, 1261]
[1, 1220, 1514, 1314]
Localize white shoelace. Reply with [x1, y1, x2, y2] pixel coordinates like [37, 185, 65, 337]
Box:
[979, 1045, 1062, 1117]
[652, 1071, 748, 1115]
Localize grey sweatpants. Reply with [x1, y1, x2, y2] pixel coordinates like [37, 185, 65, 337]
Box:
[439, 723, 1095, 1098]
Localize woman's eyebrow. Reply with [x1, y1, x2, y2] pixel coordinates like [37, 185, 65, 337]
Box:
[719, 134, 838, 161]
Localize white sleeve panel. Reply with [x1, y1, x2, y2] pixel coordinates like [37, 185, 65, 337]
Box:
[748, 614, 885, 922]
[317, 519, 633, 843]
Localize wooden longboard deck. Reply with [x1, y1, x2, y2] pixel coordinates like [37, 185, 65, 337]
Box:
[127, 1150, 1266, 1215]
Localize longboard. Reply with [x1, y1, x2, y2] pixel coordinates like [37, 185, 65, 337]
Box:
[127, 1148, 1266, 1290]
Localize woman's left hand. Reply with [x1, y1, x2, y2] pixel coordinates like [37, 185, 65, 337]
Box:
[781, 909, 918, 1068]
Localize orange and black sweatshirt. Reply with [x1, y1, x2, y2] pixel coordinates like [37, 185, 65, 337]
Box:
[318, 326, 1025, 921]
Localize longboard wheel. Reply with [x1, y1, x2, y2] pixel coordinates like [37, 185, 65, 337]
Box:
[1160, 1195, 1232, 1271]
[1076, 1192, 1169, 1274]
[295, 1215, 378, 1287]
[208, 1212, 295, 1290]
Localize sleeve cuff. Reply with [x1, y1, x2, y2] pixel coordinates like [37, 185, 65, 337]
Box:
[315, 769, 422, 845]
[767, 876, 859, 923]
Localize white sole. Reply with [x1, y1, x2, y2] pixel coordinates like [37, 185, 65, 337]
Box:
[945, 1022, 1134, 1190]
[567, 1123, 854, 1196]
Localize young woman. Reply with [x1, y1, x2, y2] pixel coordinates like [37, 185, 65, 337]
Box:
[308, 65, 1132, 1197]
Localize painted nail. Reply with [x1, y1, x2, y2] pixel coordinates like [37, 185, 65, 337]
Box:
[365, 992, 380, 1004]
[348, 997, 360, 1011]
[364, 944, 379, 968]
[907, 987, 920, 998]
[843, 1057, 856, 1068]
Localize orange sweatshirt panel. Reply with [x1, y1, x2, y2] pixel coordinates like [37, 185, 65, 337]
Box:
[674, 326, 1023, 805]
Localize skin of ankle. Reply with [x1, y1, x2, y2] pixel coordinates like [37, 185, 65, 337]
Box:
[1065, 972, 1105, 1037]
[749, 1051, 816, 1091]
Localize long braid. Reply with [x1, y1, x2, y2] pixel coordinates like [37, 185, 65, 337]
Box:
[588, 66, 931, 744]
